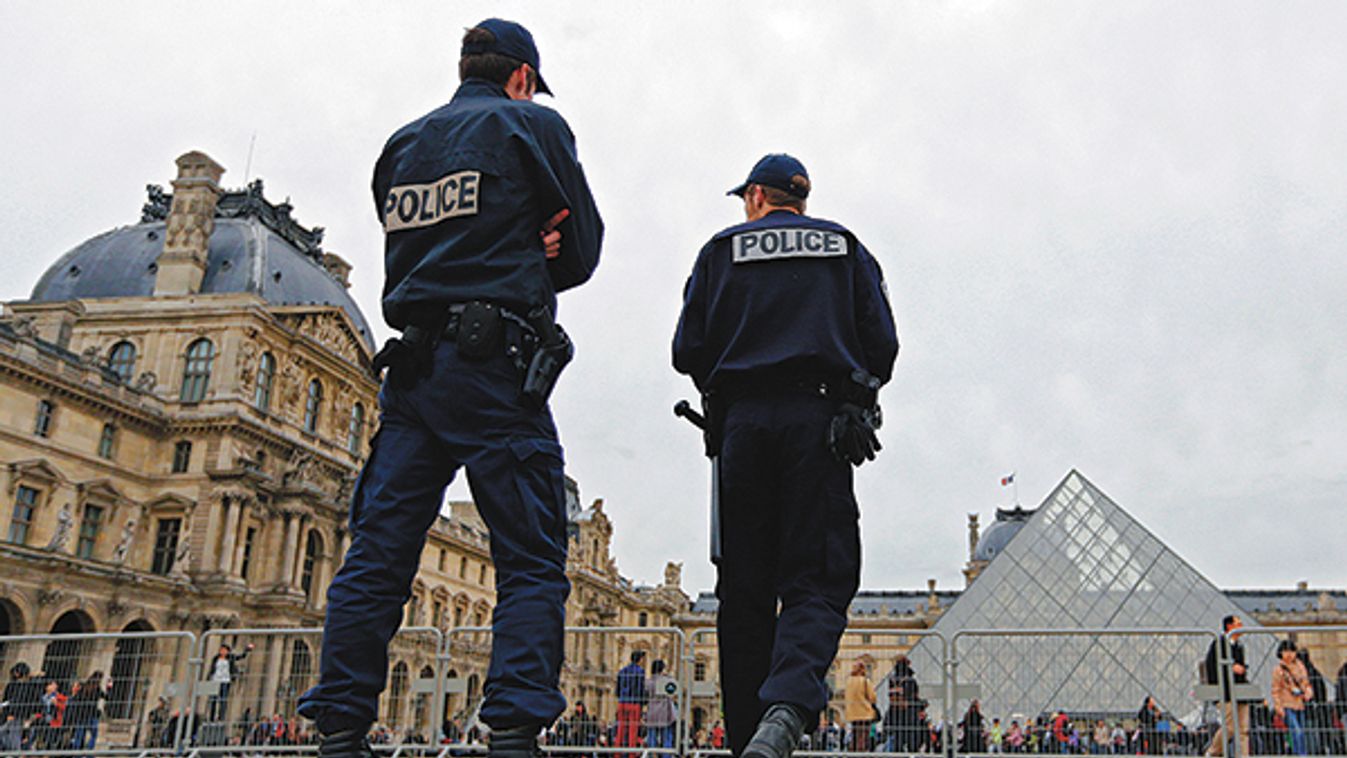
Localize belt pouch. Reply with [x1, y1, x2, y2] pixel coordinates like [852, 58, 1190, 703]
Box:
[456, 301, 503, 360]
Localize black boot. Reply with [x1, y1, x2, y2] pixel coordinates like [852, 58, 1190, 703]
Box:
[317, 728, 374, 758]
[489, 724, 541, 758]
[742, 703, 807, 758]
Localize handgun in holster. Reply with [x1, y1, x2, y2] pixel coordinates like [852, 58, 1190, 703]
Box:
[521, 305, 573, 409]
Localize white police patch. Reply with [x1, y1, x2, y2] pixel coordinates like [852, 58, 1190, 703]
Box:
[732, 228, 847, 264]
[383, 170, 481, 233]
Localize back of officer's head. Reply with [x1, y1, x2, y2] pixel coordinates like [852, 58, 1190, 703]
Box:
[754, 175, 810, 214]
[460, 26, 538, 91]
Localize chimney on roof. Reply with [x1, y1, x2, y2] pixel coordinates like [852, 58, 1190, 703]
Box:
[1296, 580, 1309, 592]
[154, 151, 225, 295]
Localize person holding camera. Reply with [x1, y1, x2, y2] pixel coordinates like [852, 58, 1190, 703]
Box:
[1271, 640, 1313, 756]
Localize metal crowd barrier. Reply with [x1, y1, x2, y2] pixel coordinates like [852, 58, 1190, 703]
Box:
[947, 628, 1224, 757]
[444, 625, 689, 758]
[688, 627, 952, 756]
[0, 629, 194, 756]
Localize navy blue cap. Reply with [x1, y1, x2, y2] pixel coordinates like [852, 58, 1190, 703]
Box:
[463, 18, 552, 96]
[728, 153, 810, 198]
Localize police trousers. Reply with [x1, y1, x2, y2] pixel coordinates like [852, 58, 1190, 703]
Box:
[298, 340, 571, 731]
[715, 391, 861, 755]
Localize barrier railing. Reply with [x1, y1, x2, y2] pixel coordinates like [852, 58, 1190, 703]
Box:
[442, 626, 688, 757]
[1227, 625, 1347, 758]
[947, 628, 1223, 757]
[0, 629, 195, 756]
[689, 627, 952, 756]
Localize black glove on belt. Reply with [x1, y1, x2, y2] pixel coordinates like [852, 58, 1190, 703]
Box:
[827, 402, 883, 467]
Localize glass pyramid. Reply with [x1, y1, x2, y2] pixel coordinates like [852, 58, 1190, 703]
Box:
[913, 470, 1249, 723]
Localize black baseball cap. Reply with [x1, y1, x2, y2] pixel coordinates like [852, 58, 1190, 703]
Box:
[462, 18, 552, 96]
[728, 153, 810, 198]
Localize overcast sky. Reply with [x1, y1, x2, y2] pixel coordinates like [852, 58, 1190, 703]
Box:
[2, 2, 1344, 598]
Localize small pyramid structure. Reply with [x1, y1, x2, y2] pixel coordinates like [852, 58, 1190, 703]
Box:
[914, 470, 1249, 721]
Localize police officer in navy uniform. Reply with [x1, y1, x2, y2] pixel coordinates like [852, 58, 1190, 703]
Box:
[673, 154, 898, 758]
[298, 19, 602, 758]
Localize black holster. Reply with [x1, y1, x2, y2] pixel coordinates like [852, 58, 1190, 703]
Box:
[371, 320, 443, 389]
[521, 306, 573, 409]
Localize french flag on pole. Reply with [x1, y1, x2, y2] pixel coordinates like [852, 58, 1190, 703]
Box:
[1000, 473, 1015, 486]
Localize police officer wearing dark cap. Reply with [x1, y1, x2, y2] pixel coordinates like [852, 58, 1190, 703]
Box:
[297, 18, 602, 758]
[673, 154, 898, 758]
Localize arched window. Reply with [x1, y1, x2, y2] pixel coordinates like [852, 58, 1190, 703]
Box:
[347, 402, 365, 455]
[254, 352, 275, 411]
[107, 619, 155, 719]
[304, 379, 323, 433]
[107, 341, 137, 382]
[301, 530, 322, 599]
[179, 338, 214, 402]
[283, 639, 313, 713]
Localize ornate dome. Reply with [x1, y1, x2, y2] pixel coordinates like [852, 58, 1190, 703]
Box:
[973, 505, 1036, 562]
[30, 179, 373, 350]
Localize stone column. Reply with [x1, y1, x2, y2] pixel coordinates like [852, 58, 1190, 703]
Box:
[291, 517, 311, 588]
[230, 499, 252, 575]
[217, 495, 241, 574]
[279, 513, 300, 590]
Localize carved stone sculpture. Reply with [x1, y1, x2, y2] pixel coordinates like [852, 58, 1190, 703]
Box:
[45, 503, 75, 552]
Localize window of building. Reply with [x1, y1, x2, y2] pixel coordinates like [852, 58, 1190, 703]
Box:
[478, 564, 487, 585]
[301, 530, 321, 598]
[407, 594, 421, 626]
[8, 486, 38, 544]
[76, 503, 104, 559]
[108, 341, 137, 382]
[240, 527, 257, 580]
[150, 517, 181, 575]
[694, 660, 707, 682]
[171, 440, 192, 473]
[432, 601, 444, 628]
[34, 400, 54, 437]
[98, 423, 117, 460]
[254, 352, 275, 411]
[638, 611, 648, 628]
[437, 548, 446, 573]
[453, 605, 465, 627]
[459, 556, 468, 579]
[179, 338, 214, 402]
[347, 402, 365, 455]
[304, 379, 323, 433]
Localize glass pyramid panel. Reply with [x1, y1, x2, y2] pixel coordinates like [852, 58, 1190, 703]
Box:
[914, 470, 1251, 724]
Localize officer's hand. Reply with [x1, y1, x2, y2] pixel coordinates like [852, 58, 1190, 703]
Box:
[540, 208, 570, 259]
[828, 403, 882, 466]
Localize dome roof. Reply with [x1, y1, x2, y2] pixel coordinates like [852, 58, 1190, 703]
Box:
[30, 180, 374, 350]
[973, 505, 1036, 562]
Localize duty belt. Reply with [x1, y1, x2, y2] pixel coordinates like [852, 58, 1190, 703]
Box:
[442, 302, 534, 341]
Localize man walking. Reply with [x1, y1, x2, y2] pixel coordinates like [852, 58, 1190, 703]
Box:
[298, 18, 602, 758]
[673, 153, 898, 758]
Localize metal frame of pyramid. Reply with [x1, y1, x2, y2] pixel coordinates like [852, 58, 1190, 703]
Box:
[913, 470, 1250, 724]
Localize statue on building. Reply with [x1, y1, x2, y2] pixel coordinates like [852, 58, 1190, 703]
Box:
[45, 503, 75, 552]
[170, 537, 192, 579]
[134, 371, 158, 392]
[112, 517, 138, 564]
[664, 561, 683, 588]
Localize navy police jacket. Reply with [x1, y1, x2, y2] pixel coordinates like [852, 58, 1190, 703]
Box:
[373, 78, 603, 330]
[673, 210, 898, 393]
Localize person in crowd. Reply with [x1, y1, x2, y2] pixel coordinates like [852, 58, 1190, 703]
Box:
[206, 641, 254, 722]
[1203, 615, 1252, 757]
[1006, 720, 1024, 753]
[1272, 640, 1313, 756]
[710, 720, 726, 750]
[142, 695, 169, 748]
[844, 661, 876, 752]
[644, 659, 678, 756]
[1138, 697, 1162, 755]
[615, 650, 646, 757]
[66, 670, 112, 750]
[1297, 648, 1329, 756]
[883, 656, 924, 753]
[1090, 720, 1109, 755]
[1050, 711, 1070, 754]
[960, 699, 986, 753]
[559, 700, 599, 755]
[38, 678, 69, 750]
[988, 716, 1004, 753]
[2, 662, 42, 752]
